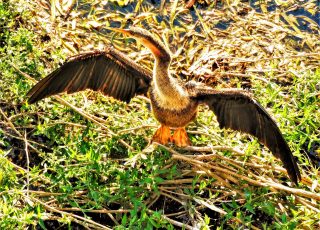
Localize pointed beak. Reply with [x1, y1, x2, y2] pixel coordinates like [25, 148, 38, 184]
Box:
[109, 28, 132, 36]
[108, 27, 166, 59]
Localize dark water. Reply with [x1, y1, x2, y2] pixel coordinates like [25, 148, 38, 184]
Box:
[81, 0, 319, 33]
[250, 0, 320, 31]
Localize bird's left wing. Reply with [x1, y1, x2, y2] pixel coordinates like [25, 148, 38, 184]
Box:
[190, 84, 301, 184]
[27, 48, 152, 104]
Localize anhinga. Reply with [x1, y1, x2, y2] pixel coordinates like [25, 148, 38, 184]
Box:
[27, 27, 301, 184]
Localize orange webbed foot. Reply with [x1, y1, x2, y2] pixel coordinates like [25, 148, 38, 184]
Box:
[152, 125, 171, 145]
[171, 127, 191, 147]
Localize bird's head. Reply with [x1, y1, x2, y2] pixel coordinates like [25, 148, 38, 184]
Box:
[111, 27, 171, 62]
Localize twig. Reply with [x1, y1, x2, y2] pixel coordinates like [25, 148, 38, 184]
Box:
[160, 191, 185, 206]
[224, 53, 320, 64]
[57, 207, 129, 214]
[194, 197, 261, 229]
[183, 145, 244, 155]
[2, 130, 48, 150]
[294, 196, 320, 213]
[23, 131, 30, 197]
[265, 181, 320, 201]
[146, 194, 161, 208]
[147, 209, 194, 230]
[29, 196, 111, 230]
[159, 178, 194, 185]
[118, 125, 157, 134]
[164, 145, 320, 201]
[0, 108, 22, 137]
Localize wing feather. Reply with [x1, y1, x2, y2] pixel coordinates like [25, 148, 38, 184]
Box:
[27, 48, 152, 104]
[193, 87, 301, 184]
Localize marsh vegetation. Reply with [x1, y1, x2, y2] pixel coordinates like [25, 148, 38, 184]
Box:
[0, 0, 319, 229]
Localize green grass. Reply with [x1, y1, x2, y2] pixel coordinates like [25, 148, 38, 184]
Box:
[1, 0, 320, 229]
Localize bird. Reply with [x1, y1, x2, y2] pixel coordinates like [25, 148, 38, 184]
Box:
[27, 27, 301, 184]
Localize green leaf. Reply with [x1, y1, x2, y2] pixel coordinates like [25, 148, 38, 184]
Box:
[121, 214, 127, 226]
[244, 203, 255, 214]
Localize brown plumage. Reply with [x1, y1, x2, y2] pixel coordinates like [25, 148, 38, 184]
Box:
[27, 27, 301, 184]
[28, 49, 151, 104]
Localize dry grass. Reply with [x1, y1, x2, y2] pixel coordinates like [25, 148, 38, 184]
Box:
[1, 0, 320, 229]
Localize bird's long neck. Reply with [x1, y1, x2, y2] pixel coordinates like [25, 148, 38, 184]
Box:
[152, 57, 189, 109]
[145, 39, 178, 98]
[139, 34, 190, 109]
[153, 59, 173, 96]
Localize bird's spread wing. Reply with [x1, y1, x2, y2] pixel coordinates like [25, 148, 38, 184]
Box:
[27, 48, 152, 103]
[191, 85, 301, 184]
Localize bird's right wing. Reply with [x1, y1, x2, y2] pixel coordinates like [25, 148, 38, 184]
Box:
[27, 48, 152, 103]
[188, 83, 301, 184]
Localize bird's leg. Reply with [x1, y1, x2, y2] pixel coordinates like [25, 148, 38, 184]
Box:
[171, 127, 191, 147]
[152, 125, 171, 145]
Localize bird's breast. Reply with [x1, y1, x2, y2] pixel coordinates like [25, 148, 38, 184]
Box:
[149, 87, 198, 128]
[151, 79, 190, 110]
